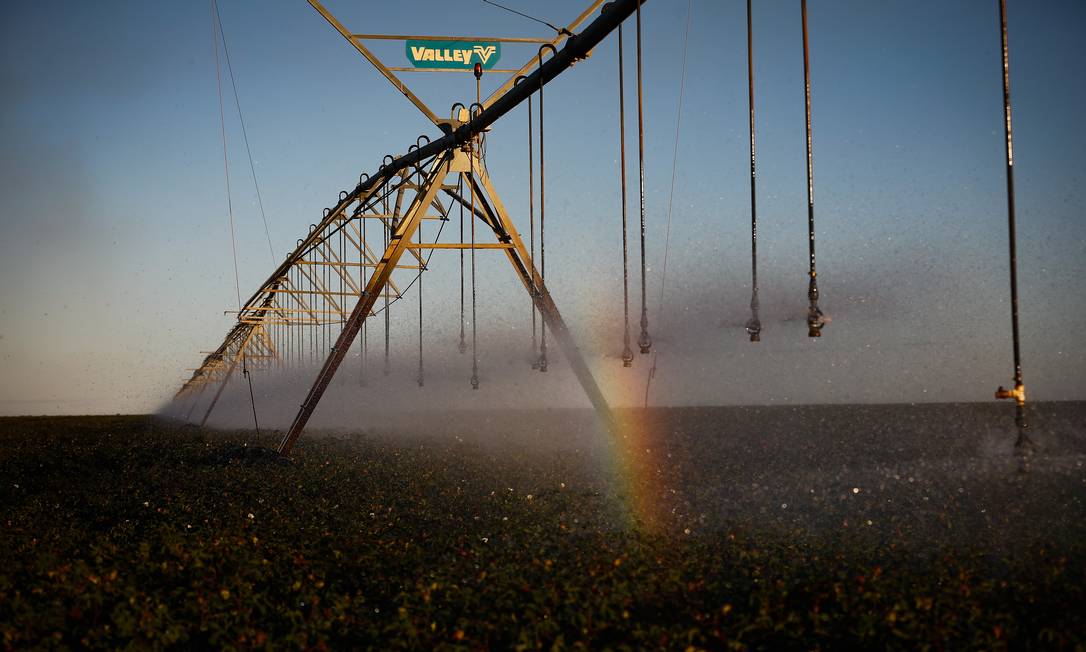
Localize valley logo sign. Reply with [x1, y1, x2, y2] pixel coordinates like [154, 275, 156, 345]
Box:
[406, 40, 501, 70]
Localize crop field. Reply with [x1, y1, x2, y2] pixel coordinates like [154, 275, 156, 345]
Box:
[2, 405, 1084, 649]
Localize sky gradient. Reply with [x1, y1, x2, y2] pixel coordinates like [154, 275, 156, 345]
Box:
[1, 0, 1084, 415]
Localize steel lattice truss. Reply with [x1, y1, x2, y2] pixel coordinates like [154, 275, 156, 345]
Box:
[172, 0, 645, 452]
[176, 151, 460, 414]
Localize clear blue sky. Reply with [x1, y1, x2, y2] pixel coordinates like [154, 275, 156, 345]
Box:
[1, 0, 1083, 415]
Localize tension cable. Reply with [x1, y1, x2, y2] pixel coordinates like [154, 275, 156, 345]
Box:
[480, 0, 572, 37]
[213, 0, 275, 264]
[211, 0, 241, 312]
[212, 0, 260, 434]
[644, 0, 692, 407]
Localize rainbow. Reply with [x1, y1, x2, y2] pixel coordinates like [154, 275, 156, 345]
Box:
[595, 360, 678, 534]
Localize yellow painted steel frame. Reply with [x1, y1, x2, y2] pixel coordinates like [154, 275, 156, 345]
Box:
[307, 0, 606, 123]
[276, 146, 616, 453]
[174, 171, 430, 404]
[176, 0, 618, 445]
[278, 152, 456, 452]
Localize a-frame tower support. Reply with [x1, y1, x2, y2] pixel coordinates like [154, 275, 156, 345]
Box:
[178, 0, 646, 452]
[278, 147, 616, 454]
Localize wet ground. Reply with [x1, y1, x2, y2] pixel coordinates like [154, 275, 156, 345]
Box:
[353, 401, 1086, 549]
[1, 403, 1083, 648]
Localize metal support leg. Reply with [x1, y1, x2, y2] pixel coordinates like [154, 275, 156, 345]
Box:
[183, 381, 209, 423]
[278, 153, 453, 455]
[199, 352, 242, 428]
[472, 169, 617, 434]
[197, 294, 279, 427]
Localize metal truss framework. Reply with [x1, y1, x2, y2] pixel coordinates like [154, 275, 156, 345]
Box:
[173, 0, 645, 454]
[174, 164, 456, 424]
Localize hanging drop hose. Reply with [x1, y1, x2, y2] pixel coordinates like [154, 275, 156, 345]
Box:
[475, 63, 485, 158]
[745, 0, 762, 343]
[360, 176, 368, 386]
[618, 23, 635, 367]
[292, 255, 298, 367]
[340, 216, 346, 339]
[458, 173, 468, 354]
[801, 0, 825, 338]
[992, 0, 1028, 434]
[324, 224, 330, 357]
[635, 0, 652, 355]
[537, 45, 557, 372]
[408, 142, 423, 388]
[515, 75, 540, 369]
[414, 136, 430, 388]
[469, 115, 481, 390]
[382, 191, 391, 375]
[471, 74, 482, 392]
[527, 83, 540, 369]
[468, 89, 484, 389]
[308, 227, 315, 365]
[451, 101, 468, 356]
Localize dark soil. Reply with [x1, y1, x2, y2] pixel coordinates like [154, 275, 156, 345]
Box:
[1, 405, 1083, 649]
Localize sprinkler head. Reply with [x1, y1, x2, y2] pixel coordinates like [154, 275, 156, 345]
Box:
[638, 331, 652, 354]
[470, 374, 480, 390]
[745, 317, 762, 342]
[458, 338, 467, 355]
[995, 383, 1026, 406]
[807, 305, 825, 338]
[622, 347, 634, 367]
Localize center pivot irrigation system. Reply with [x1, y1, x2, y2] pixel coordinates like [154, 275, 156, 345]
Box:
[175, 0, 648, 454]
[172, 0, 1030, 457]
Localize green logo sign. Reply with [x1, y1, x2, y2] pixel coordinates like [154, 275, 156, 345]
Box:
[405, 40, 501, 70]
